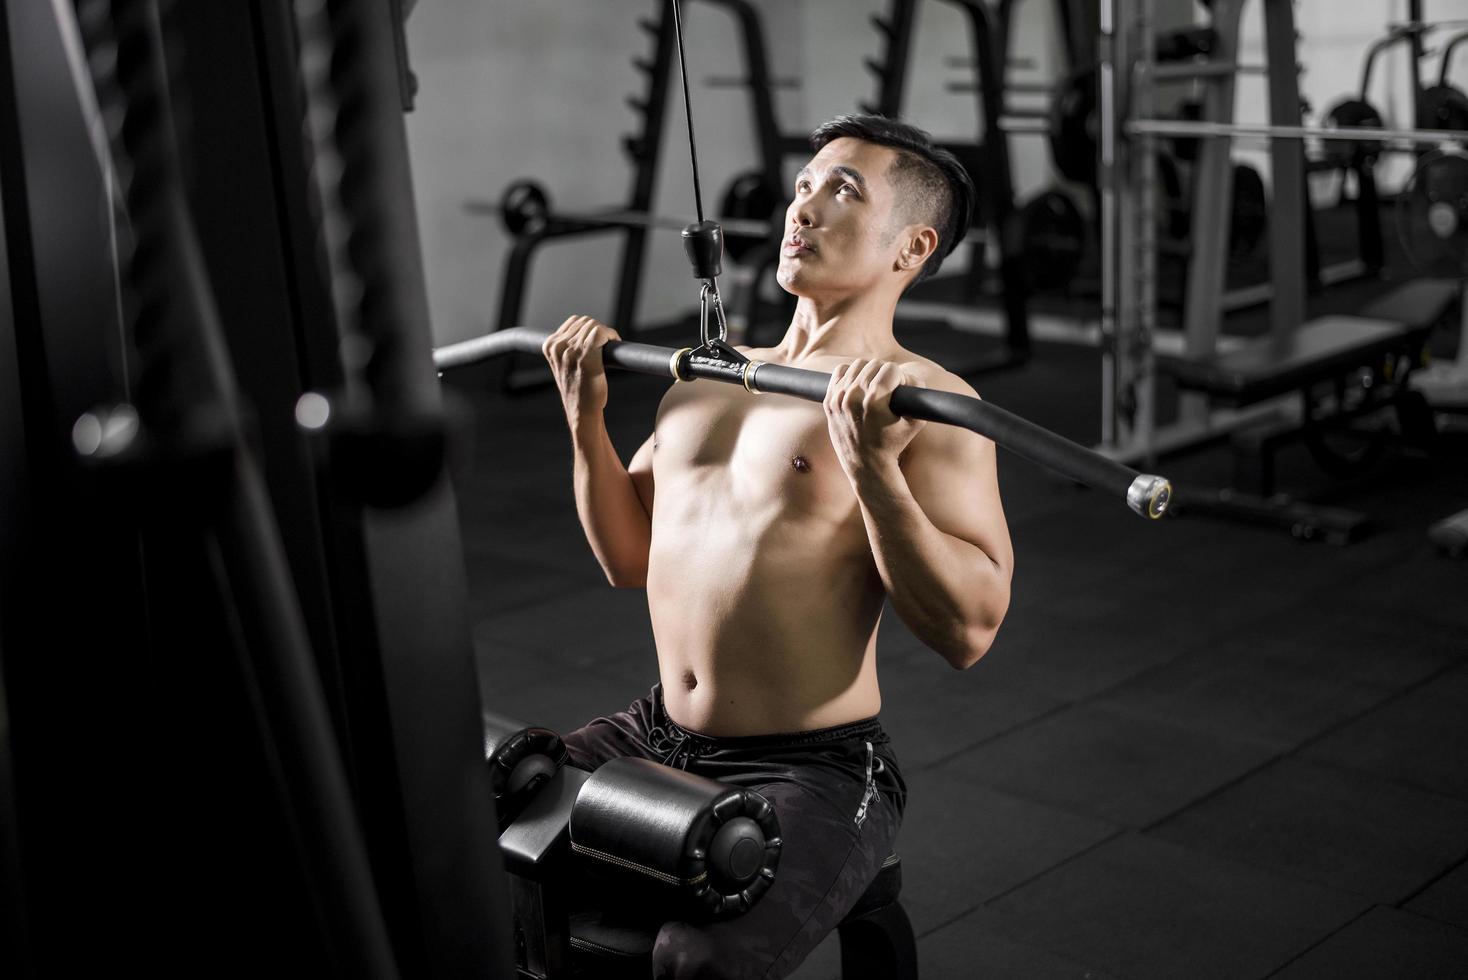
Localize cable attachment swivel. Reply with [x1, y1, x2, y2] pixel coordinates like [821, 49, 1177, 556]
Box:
[682, 219, 724, 281]
[670, 221, 752, 385]
[682, 218, 737, 355]
[671, 275, 750, 385]
[665, 3, 758, 391]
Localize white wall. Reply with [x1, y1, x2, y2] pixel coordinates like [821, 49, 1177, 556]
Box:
[404, 1, 1461, 345]
[403, 0, 1071, 346]
[785, 0, 1066, 224]
[404, 0, 801, 346]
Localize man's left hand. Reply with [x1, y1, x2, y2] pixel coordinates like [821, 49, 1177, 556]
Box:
[824, 358, 927, 479]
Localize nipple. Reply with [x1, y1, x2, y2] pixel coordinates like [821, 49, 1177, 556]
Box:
[791, 456, 810, 473]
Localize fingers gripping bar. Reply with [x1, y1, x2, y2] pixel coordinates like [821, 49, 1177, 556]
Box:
[434, 328, 1172, 520]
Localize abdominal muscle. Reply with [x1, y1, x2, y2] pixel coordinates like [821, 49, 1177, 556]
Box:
[645, 478, 888, 737]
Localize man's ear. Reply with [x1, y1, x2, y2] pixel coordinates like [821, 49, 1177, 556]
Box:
[896, 226, 941, 272]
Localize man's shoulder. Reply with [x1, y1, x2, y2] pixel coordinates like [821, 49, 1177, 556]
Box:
[891, 352, 978, 399]
[732, 344, 978, 398]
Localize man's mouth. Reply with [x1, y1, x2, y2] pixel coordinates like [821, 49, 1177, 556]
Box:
[783, 234, 815, 256]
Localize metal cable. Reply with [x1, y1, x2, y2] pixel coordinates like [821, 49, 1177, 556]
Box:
[670, 0, 706, 223]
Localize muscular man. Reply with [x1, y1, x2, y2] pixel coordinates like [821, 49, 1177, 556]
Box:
[540, 114, 1012, 979]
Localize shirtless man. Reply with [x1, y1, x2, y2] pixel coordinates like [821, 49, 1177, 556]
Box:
[541, 114, 1012, 979]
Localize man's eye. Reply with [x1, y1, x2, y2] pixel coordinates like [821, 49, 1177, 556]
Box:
[796, 180, 811, 193]
[838, 184, 858, 196]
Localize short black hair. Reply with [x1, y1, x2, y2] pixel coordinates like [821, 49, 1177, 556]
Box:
[809, 113, 975, 285]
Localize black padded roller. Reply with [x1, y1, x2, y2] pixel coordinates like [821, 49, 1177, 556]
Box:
[569, 757, 781, 917]
[483, 711, 569, 830]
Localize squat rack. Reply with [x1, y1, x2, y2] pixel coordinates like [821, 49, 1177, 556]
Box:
[484, 0, 1036, 373]
[1097, 0, 1467, 463]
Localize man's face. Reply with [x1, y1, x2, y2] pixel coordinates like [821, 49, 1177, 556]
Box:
[776, 137, 917, 298]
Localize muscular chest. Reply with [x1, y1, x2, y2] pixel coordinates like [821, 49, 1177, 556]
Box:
[653, 384, 854, 516]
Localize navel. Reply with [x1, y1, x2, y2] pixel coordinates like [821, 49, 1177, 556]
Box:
[682, 670, 698, 691]
[791, 455, 811, 473]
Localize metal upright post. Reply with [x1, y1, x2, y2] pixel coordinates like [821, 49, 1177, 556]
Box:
[1262, 0, 1306, 338]
[1181, 0, 1242, 363]
[1099, 0, 1159, 457]
[1099, 0, 1120, 446]
[1178, 0, 1242, 433]
[866, 0, 920, 117]
[1100, 0, 1148, 450]
[1408, 0, 1425, 127]
[1133, 0, 1158, 459]
[613, 0, 678, 337]
[699, 0, 784, 188]
[943, 0, 1031, 362]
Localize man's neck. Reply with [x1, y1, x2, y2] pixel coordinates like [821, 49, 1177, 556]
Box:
[773, 291, 900, 363]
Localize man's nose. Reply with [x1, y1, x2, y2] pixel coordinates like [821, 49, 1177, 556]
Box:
[789, 201, 814, 228]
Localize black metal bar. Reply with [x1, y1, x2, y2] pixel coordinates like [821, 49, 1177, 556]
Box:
[872, 0, 918, 117]
[73, 1, 398, 975]
[292, 0, 445, 508]
[434, 328, 1172, 519]
[612, 0, 678, 336]
[1355, 156, 1383, 273]
[1303, 158, 1322, 293]
[938, 0, 1030, 359]
[697, 0, 783, 188]
[0, 2, 48, 969]
[996, 0, 1015, 61]
[1405, 2, 1426, 125]
[286, 2, 516, 974]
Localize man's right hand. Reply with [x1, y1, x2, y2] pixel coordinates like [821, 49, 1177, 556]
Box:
[543, 315, 620, 423]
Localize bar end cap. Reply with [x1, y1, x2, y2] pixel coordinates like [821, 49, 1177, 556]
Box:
[1128, 474, 1172, 519]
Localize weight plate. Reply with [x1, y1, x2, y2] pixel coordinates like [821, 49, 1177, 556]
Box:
[1017, 189, 1086, 291]
[500, 179, 551, 236]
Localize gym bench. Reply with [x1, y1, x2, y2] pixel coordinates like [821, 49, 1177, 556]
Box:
[1159, 280, 1460, 541]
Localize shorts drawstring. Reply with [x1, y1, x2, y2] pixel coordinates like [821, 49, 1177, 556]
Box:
[649, 722, 698, 770]
[854, 740, 877, 828]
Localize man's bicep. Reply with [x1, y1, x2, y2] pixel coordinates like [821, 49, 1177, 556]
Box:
[627, 432, 655, 518]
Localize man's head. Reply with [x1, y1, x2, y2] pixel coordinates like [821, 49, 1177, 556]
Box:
[776, 114, 975, 300]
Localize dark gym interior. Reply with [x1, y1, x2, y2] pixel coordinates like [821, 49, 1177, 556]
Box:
[2, 1, 1466, 978]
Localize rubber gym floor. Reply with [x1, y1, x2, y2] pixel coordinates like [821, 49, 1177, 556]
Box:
[446, 305, 1468, 978]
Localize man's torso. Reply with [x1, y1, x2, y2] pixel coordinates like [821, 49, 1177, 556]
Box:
[644, 344, 940, 736]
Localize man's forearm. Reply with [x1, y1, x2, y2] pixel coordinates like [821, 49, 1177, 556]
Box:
[569, 415, 651, 587]
[853, 461, 1008, 667]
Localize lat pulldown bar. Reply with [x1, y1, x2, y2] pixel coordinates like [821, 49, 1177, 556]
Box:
[434, 328, 1174, 521]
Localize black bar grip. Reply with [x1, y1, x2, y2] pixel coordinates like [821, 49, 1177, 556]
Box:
[749, 363, 1164, 514]
[432, 329, 1172, 519]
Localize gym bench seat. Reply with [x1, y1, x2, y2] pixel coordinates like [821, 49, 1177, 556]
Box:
[1155, 306, 1447, 539]
[1159, 315, 1431, 409]
[1358, 278, 1463, 340]
[567, 852, 918, 979]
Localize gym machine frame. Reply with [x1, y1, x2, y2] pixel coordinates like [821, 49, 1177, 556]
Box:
[1098, 0, 1463, 542]
[3, 0, 520, 973]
